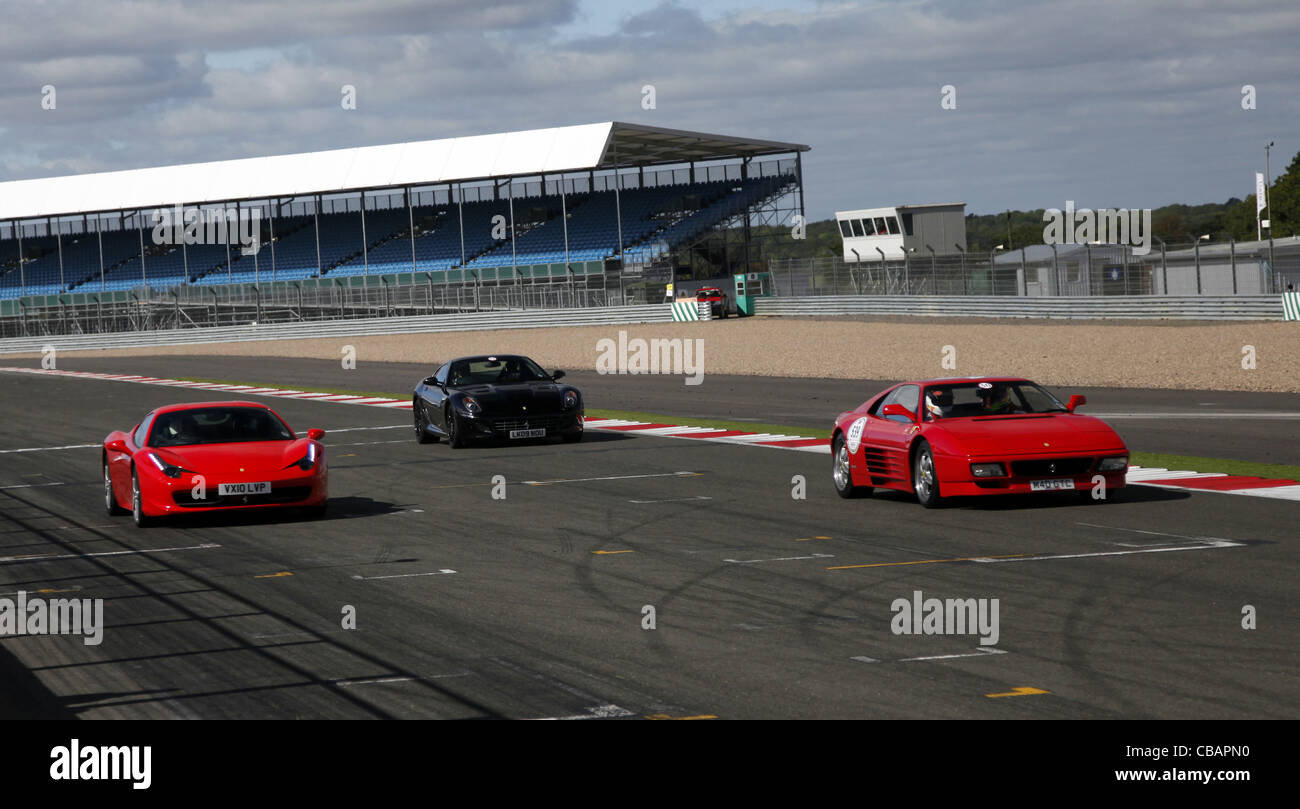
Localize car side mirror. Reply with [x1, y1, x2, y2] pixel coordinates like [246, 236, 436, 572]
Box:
[422, 376, 436, 386]
[552, 370, 566, 380]
[307, 428, 326, 440]
[105, 438, 127, 453]
[880, 403, 916, 421]
[1066, 395, 1086, 413]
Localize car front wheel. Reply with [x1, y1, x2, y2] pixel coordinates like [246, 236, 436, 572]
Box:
[131, 467, 155, 527]
[104, 459, 127, 515]
[414, 400, 436, 444]
[446, 407, 469, 448]
[832, 435, 871, 498]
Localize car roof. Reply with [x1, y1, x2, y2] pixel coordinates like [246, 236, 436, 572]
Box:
[148, 401, 276, 416]
[902, 377, 1032, 387]
[446, 354, 533, 364]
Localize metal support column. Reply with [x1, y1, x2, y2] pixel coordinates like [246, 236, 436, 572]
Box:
[16, 221, 25, 297]
[360, 190, 368, 278]
[509, 178, 517, 283]
[458, 183, 466, 273]
[97, 216, 105, 291]
[408, 186, 417, 274]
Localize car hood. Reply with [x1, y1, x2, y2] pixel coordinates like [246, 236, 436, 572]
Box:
[930, 413, 1125, 455]
[455, 382, 568, 412]
[149, 439, 312, 474]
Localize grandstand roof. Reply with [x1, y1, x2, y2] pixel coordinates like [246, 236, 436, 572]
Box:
[0, 122, 809, 223]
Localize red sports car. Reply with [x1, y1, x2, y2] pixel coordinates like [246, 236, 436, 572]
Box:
[830, 378, 1128, 507]
[696, 286, 730, 318]
[103, 401, 328, 527]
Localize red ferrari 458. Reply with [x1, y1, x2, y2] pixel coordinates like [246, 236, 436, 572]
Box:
[103, 401, 328, 526]
[830, 378, 1128, 507]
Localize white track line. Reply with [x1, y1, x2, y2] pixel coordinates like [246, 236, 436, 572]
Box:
[350, 569, 456, 580]
[723, 553, 834, 564]
[0, 543, 221, 564]
[970, 538, 1244, 563]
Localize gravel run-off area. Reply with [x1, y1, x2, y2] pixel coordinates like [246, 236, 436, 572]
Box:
[14, 316, 1300, 394]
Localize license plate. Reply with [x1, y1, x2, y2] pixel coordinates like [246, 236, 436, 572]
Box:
[218, 481, 271, 496]
[508, 428, 547, 439]
[1030, 479, 1075, 491]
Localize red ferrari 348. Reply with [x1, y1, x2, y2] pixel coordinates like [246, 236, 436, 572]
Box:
[103, 401, 328, 526]
[830, 378, 1128, 507]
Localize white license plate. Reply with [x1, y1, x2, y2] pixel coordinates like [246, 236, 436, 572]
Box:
[1030, 478, 1075, 491]
[508, 428, 547, 439]
[218, 481, 271, 496]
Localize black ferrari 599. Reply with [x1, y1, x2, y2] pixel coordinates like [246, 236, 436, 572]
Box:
[412, 355, 584, 447]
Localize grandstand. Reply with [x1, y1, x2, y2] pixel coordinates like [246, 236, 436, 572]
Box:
[0, 123, 808, 326]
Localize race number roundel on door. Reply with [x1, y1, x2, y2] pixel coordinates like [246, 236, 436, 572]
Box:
[846, 417, 868, 454]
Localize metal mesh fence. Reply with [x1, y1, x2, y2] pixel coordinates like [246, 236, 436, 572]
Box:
[767, 241, 1299, 298]
[0, 277, 613, 339]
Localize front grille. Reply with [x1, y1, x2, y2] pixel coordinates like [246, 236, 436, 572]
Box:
[173, 486, 313, 507]
[1011, 457, 1094, 477]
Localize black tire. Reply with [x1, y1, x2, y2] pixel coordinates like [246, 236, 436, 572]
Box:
[414, 400, 436, 444]
[912, 440, 944, 509]
[445, 406, 469, 448]
[131, 466, 155, 527]
[104, 458, 127, 516]
[832, 435, 871, 498]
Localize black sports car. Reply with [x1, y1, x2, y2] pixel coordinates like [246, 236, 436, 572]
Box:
[412, 354, 584, 447]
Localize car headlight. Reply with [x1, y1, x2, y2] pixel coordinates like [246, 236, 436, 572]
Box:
[286, 443, 319, 471]
[970, 463, 1006, 478]
[563, 390, 579, 409]
[462, 395, 482, 416]
[1098, 456, 1128, 472]
[146, 451, 195, 479]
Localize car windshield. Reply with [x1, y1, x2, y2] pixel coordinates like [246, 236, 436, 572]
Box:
[148, 407, 295, 447]
[448, 356, 551, 386]
[921, 381, 1067, 421]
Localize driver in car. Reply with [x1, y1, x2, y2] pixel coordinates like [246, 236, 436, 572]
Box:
[924, 387, 954, 420]
[980, 383, 1017, 415]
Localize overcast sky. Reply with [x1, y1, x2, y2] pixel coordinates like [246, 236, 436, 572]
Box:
[1, 0, 1296, 220]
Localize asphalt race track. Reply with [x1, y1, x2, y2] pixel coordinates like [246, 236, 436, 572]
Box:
[0, 367, 1296, 719]
[12, 354, 1300, 465]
